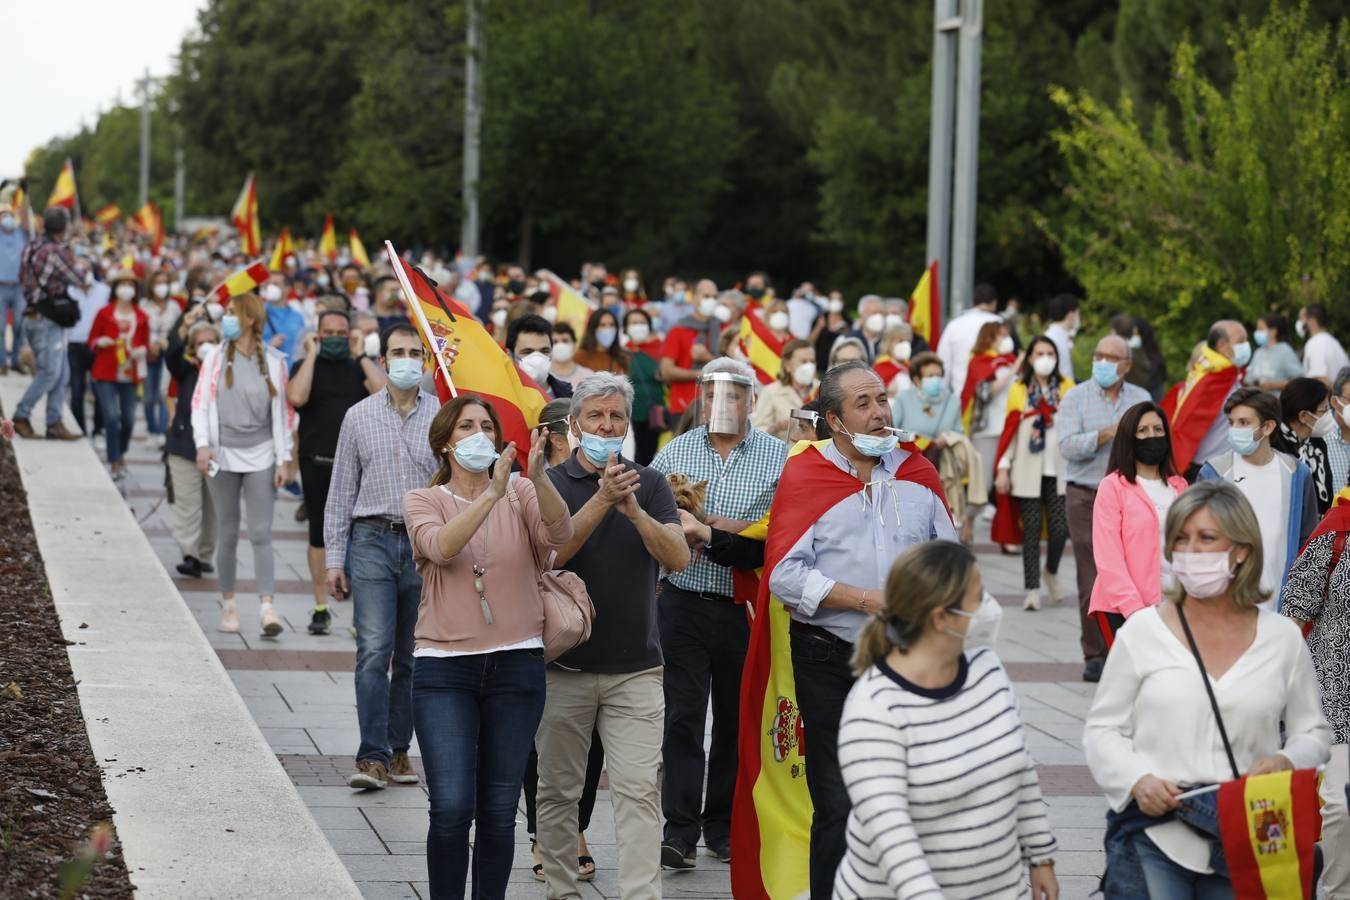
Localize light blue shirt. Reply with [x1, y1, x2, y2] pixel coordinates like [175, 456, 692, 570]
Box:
[263, 302, 307, 364]
[657, 298, 693, 334]
[0, 227, 27, 282]
[1057, 379, 1151, 487]
[892, 387, 961, 440]
[1245, 342, 1304, 391]
[769, 442, 957, 642]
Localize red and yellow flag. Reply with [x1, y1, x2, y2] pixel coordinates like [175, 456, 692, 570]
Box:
[388, 243, 548, 473]
[1219, 769, 1321, 900]
[230, 173, 261, 256]
[349, 228, 370, 269]
[46, 159, 78, 210]
[739, 311, 786, 385]
[132, 202, 164, 255]
[319, 214, 337, 262]
[960, 349, 1018, 433]
[210, 260, 271, 305]
[94, 204, 121, 226]
[1161, 345, 1241, 472]
[908, 260, 942, 349]
[268, 227, 295, 272]
[537, 270, 595, 335]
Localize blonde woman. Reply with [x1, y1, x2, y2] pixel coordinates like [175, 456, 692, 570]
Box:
[191, 292, 295, 635]
[752, 339, 817, 440]
[1084, 481, 1330, 897]
[835, 541, 1059, 900]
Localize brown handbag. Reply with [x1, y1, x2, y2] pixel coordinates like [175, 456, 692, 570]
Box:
[507, 489, 595, 662]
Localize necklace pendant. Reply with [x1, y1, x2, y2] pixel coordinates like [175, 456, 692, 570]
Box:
[473, 575, 485, 594]
[480, 596, 494, 626]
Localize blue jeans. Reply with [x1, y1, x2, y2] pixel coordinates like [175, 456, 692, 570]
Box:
[92, 381, 136, 463]
[349, 521, 421, 766]
[15, 316, 69, 427]
[413, 650, 546, 900]
[0, 282, 24, 368]
[1134, 833, 1234, 900]
[143, 357, 167, 434]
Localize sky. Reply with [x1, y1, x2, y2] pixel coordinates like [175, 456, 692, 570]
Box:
[4, 0, 207, 175]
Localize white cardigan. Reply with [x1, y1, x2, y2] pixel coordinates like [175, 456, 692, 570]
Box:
[1083, 605, 1330, 872]
[190, 342, 295, 468]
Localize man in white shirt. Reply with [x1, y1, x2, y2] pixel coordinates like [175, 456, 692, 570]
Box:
[936, 282, 1002, 397]
[1043, 293, 1080, 382]
[1298, 303, 1350, 387]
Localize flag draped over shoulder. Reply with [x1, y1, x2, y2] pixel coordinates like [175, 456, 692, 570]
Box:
[740, 312, 786, 385]
[961, 350, 1017, 433]
[538, 270, 595, 335]
[908, 260, 941, 349]
[132, 202, 163, 255]
[1219, 769, 1321, 900]
[349, 228, 370, 269]
[1161, 346, 1240, 472]
[319, 214, 337, 262]
[990, 377, 1075, 545]
[210, 261, 270, 304]
[231, 173, 261, 256]
[731, 441, 950, 900]
[268, 227, 295, 272]
[47, 159, 78, 210]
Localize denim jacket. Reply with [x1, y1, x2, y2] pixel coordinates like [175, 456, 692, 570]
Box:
[1101, 794, 1226, 899]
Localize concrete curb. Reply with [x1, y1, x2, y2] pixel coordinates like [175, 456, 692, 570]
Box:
[1, 376, 361, 899]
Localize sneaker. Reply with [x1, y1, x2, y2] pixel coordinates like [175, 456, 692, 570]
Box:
[199, 559, 215, 574]
[281, 480, 303, 498]
[387, 752, 419, 785]
[307, 608, 331, 635]
[1083, 658, 1104, 683]
[176, 556, 203, 578]
[706, 839, 731, 863]
[1042, 568, 1065, 603]
[11, 418, 36, 440]
[1023, 589, 1041, 611]
[349, 759, 388, 790]
[111, 470, 129, 498]
[661, 840, 697, 870]
[260, 605, 283, 637]
[219, 606, 240, 633]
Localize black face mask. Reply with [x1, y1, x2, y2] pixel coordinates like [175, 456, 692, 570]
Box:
[1135, 436, 1170, 467]
[507, 279, 526, 295]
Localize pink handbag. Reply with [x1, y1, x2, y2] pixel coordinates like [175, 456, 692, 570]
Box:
[507, 490, 595, 662]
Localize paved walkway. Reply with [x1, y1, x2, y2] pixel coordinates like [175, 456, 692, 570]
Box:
[104, 413, 1109, 899]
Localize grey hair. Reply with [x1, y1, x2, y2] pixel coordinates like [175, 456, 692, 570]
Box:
[718, 289, 746, 310]
[818, 360, 879, 423]
[1332, 365, 1350, 400]
[702, 356, 755, 383]
[1163, 481, 1269, 609]
[828, 336, 868, 368]
[188, 319, 220, 341]
[858, 294, 884, 314]
[570, 371, 635, 419]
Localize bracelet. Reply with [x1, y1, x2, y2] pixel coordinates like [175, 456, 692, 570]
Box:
[1029, 858, 1055, 868]
[858, 590, 869, 612]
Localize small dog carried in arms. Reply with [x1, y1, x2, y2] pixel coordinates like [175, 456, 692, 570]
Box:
[666, 473, 707, 522]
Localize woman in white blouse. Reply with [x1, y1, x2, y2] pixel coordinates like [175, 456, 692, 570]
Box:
[1084, 481, 1330, 898]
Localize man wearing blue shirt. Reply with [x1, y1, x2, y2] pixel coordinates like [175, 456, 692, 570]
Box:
[262, 273, 306, 364]
[0, 196, 30, 373]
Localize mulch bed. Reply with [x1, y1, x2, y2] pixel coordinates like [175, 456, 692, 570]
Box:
[0, 435, 134, 897]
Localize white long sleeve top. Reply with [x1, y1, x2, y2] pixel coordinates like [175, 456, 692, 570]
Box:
[1083, 605, 1330, 873]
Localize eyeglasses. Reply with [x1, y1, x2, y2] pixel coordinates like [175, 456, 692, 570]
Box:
[540, 417, 570, 433]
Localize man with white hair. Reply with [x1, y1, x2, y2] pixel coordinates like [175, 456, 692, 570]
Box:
[649, 357, 787, 868]
[840, 294, 886, 362]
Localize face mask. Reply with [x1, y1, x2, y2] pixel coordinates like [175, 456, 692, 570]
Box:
[941, 592, 1003, 648]
[363, 332, 382, 358]
[1134, 436, 1170, 467]
[828, 299, 845, 314]
[551, 342, 575, 363]
[623, 278, 639, 293]
[1032, 356, 1057, 377]
[891, 341, 912, 361]
[1171, 550, 1236, 599]
[713, 305, 733, 324]
[1128, 333, 1143, 350]
[768, 311, 790, 331]
[885, 313, 905, 331]
[318, 336, 350, 360]
[793, 362, 817, 386]
[698, 298, 718, 317]
[1229, 425, 1262, 456]
[1067, 312, 1080, 336]
[1231, 341, 1252, 368]
[193, 341, 216, 360]
[507, 279, 526, 295]
[921, 375, 944, 398]
[1296, 319, 1308, 339]
[263, 283, 284, 303]
[352, 288, 371, 311]
[842, 425, 897, 457]
[153, 283, 170, 299]
[596, 326, 618, 348]
[386, 357, 423, 390]
[450, 431, 500, 473]
[1092, 359, 1121, 389]
[1253, 329, 1269, 348]
[491, 308, 508, 328]
[221, 315, 242, 341]
[0, 214, 15, 231]
[996, 335, 1015, 355]
[518, 351, 551, 384]
[1310, 410, 1338, 439]
[626, 323, 651, 344]
[864, 313, 885, 334]
[746, 287, 766, 300]
[316, 273, 330, 288]
[674, 290, 687, 303]
[115, 284, 137, 301]
[578, 428, 626, 466]
[206, 301, 224, 320]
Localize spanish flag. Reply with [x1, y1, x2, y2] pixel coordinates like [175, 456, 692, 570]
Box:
[319, 214, 337, 262]
[47, 159, 78, 210]
[132, 201, 164, 255]
[990, 377, 1075, 545]
[230, 173, 261, 256]
[537, 270, 596, 335]
[739, 310, 786, 385]
[907, 260, 941, 349]
[94, 204, 121, 226]
[731, 441, 950, 899]
[1161, 345, 1241, 472]
[960, 349, 1018, 433]
[1218, 769, 1321, 900]
[387, 242, 548, 474]
[210, 260, 271, 305]
[268, 227, 295, 272]
[349, 228, 370, 269]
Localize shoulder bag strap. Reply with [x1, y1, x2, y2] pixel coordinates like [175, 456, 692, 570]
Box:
[1175, 602, 1242, 781]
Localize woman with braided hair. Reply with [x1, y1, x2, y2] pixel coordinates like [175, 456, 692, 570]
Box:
[191, 292, 296, 635]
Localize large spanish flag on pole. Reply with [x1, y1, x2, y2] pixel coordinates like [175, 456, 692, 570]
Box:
[386, 242, 549, 473]
[731, 441, 950, 899]
[210, 260, 271, 305]
[319, 214, 337, 262]
[537, 270, 596, 335]
[1161, 345, 1241, 472]
[349, 228, 370, 269]
[94, 204, 121, 226]
[132, 201, 164, 255]
[908, 260, 942, 349]
[1218, 769, 1321, 900]
[740, 311, 786, 385]
[231, 173, 261, 257]
[47, 158, 78, 212]
[268, 227, 295, 272]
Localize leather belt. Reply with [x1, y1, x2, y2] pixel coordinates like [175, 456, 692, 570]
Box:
[663, 581, 734, 604]
[790, 619, 853, 648]
[355, 516, 406, 534]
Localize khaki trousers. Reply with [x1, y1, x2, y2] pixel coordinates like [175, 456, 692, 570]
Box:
[167, 455, 216, 561]
[1321, 744, 1350, 899]
[536, 667, 664, 900]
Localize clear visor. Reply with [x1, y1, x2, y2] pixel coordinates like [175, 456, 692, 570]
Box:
[699, 372, 755, 436]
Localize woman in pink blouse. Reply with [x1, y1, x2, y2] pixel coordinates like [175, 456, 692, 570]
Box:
[403, 395, 573, 900]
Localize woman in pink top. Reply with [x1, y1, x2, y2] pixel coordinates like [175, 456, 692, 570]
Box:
[403, 395, 573, 900]
[1091, 401, 1189, 650]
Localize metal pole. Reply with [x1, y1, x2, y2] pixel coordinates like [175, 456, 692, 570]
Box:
[948, 0, 982, 319]
[925, 0, 959, 313]
[139, 68, 151, 209]
[174, 145, 185, 231]
[460, 0, 483, 258]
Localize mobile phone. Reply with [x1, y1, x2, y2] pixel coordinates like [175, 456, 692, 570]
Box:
[207, 459, 220, 478]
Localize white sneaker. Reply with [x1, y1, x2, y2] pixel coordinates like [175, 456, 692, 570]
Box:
[1023, 589, 1041, 611]
[1042, 569, 1065, 603]
[219, 605, 240, 633]
[979, 505, 996, 522]
[260, 604, 283, 637]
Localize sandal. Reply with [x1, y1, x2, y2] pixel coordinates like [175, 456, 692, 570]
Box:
[578, 855, 596, 882]
[531, 839, 544, 882]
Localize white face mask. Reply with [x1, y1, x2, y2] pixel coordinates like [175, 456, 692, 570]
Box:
[551, 341, 575, 363]
[194, 341, 217, 358]
[713, 305, 733, 324]
[623, 277, 639, 293]
[364, 332, 381, 358]
[263, 283, 284, 303]
[153, 283, 170, 299]
[828, 299, 845, 314]
[626, 323, 651, 344]
[792, 362, 817, 386]
[1128, 333, 1143, 350]
[996, 335, 1015, 355]
[1032, 356, 1058, 377]
[885, 313, 905, 331]
[1310, 410, 1338, 439]
[768, 311, 790, 331]
[518, 351, 551, 383]
[541, 305, 557, 323]
[1171, 550, 1236, 599]
[942, 591, 1003, 648]
[491, 309, 508, 328]
[864, 313, 885, 334]
[1296, 319, 1308, 339]
[115, 284, 137, 301]
[891, 341, 911, 361]
[206, 301, 224, 320]
[698, 298, 719, 318]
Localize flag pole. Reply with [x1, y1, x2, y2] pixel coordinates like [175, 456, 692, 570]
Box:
[385, 240, 458, 398]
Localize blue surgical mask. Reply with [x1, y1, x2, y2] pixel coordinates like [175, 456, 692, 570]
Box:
[387, 357, 423, 390]
[221, 315, 242, 341]
[844, 426, 898, 458]
[578, 428, 625, 466]
[596, 327, 618, 349]
[450, 431, 500, 473]
[1231, 341, 1252, 368]
[921, 375, 944, 398]
[1092, 359, 1121, 389]
[1229, 425, 1261, 456]
[1253, 330, 1269, 348]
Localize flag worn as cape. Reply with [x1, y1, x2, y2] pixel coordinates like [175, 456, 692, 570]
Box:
[874, 356, 908, 390]
[740, 311, 786, 385]
[47, 159, 78, 210]
[1161, 345, 1240, 472]
[961, 350, 1017, 434]
[230, 173, 261, 256]
[991, 377, 1075, 545]
[349, 228, 370, 269]
[210, 261, 271, 305]
[319, 214, 337, 262]
[1219, 769, 1321, 900]
[907, 260, 941, 349]
[731, 440, 950, 900]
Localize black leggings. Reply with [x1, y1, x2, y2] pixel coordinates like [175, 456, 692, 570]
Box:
[522, 727, 604, 836]
[1019, 476, 1069, 589]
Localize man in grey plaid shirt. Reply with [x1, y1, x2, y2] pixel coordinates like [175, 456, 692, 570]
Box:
[649, 356, 787, 868]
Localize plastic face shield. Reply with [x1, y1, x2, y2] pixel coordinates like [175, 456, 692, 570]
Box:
[699, 371, 756, 436]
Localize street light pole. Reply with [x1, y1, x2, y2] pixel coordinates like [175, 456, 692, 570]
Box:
[948, 0, 983, 319]
[460, 0, 483, 258]
[139, 68, 151, 209]
[925, 0, 959, 315]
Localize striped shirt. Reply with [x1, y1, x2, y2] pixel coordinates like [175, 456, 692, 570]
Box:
[834, 648, 1057, 900]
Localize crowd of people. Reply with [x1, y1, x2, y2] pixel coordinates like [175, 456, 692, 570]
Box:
[3, 190, 1350, 900]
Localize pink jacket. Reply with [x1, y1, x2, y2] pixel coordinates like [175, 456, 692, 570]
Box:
[1089, 471, 1189, 618]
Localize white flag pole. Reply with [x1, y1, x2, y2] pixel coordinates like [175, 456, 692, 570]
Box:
[384, 239, 458, 398]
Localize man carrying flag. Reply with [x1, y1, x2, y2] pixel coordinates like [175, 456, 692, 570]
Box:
[732, 360, 955, 900]
[1163, 319, 1251, 478]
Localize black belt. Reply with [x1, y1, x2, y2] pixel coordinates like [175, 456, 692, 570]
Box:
[1066, 482, 1098, 492]
[355, 516, 406, 534]
[790, 620, 854, 648]
[662, 581, 734, 604]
